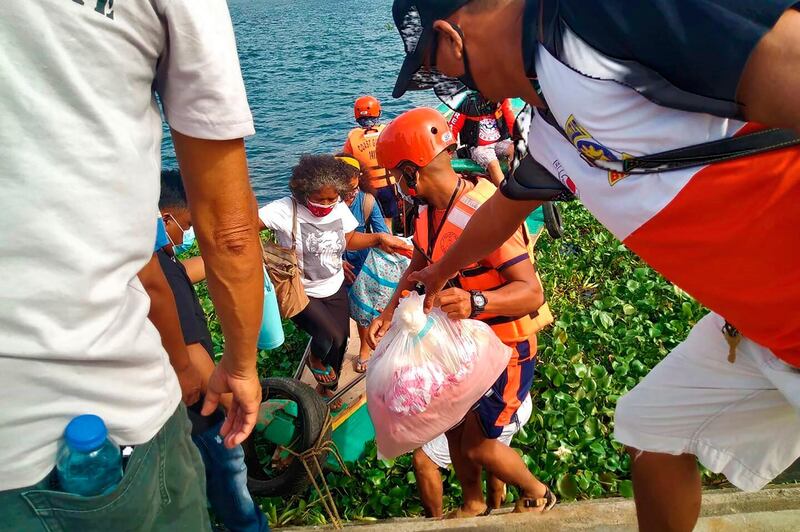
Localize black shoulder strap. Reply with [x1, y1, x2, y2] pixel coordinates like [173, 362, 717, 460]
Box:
[539, 107, 800, 174]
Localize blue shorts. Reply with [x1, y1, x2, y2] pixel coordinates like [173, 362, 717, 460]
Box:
[475, 339, 536, 439]
[375, 185, 399, 218]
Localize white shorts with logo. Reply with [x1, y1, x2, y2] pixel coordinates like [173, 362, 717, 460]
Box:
[614, 313, 800, 492]
[421, 394, 533, 469]
[470, 140, 513, 170]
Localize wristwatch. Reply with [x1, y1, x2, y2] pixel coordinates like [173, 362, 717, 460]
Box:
[469, 290, 487, 318]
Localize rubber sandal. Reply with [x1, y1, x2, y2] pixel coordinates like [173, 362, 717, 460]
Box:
[308, 364, 338, 388]
[353, 357, 369, 374]
[513, 486, 557, 514]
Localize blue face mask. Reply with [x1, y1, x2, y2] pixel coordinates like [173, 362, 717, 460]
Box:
[164, 214, 196, 255]
[174, 226, 196, 255]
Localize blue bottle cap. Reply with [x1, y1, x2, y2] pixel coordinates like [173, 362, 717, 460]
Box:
[64, 415, 108, 452]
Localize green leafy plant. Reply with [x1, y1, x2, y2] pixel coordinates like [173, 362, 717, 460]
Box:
[191, 202, 720, 526]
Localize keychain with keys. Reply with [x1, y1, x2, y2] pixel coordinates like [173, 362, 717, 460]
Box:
[722, 322, 741, 364]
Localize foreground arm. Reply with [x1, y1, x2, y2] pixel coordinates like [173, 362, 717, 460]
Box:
[138, 254, 203, 406]
[738, 8, 800, 132]
[346, 231, 412, 254]
[409, 192, 540, 311]
[173, 130, 262, 448]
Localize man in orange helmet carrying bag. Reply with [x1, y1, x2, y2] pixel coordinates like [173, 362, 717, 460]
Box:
[367, 107, 556, 517]
[343, 95, 399, 230]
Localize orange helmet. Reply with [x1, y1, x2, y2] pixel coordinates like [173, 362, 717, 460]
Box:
[354, 96, 381, 120]
[376, 107, 456, 170]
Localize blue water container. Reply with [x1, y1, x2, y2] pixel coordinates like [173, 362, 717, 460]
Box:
[258, 270, 285, 350]
[56, 415, 122, 497]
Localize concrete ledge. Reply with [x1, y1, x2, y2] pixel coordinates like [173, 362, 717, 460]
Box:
[289, 485, 800, 531]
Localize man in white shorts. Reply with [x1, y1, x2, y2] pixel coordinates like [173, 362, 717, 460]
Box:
[614, 312, 800, 494]
[412, 394, 533, 518]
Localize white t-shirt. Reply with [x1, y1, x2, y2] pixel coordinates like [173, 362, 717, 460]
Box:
[0, 1, 254, 490]
[259, 198, 358, 298]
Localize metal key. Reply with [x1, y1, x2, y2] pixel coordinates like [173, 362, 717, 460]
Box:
[722, 322, 741, 364]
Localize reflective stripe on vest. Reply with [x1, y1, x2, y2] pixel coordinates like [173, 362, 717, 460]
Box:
[347, 125, 396, 187]
[415, 179, 551, 344]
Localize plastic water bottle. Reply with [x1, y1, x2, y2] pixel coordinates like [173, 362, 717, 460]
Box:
[56, 415, 122, 497]
[258, 270, 285, 350]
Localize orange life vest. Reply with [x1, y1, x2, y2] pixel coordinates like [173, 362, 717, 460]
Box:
[415, 179, 552, 345]
[345, 125, 395, 188]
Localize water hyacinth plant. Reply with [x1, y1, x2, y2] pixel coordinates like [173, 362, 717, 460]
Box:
[189, 202, 712, 527]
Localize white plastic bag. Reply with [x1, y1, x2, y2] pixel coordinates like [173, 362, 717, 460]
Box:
[366, 292, 512, 459]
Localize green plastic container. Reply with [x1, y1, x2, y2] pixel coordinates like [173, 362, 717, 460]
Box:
[256, 399, 298, 447]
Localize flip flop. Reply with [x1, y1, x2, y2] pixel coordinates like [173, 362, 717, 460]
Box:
[308, 363, 338, 388]
[514, 486, 557, 514]
[353, 357, 369, 374]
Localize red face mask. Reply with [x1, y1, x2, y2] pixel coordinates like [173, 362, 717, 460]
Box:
[306, 199, 338, 218]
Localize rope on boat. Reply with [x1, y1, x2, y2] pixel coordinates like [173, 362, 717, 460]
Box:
[282, 411, 350, 529]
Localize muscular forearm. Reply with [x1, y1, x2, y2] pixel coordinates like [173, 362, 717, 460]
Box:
[436, 193, 540, 278]
[173, 130, 262, 376]
[484, 279, 543, 317]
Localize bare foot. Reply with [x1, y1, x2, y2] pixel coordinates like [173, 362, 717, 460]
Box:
[445, 501, 488, 519]
[316, 384, 343, 411]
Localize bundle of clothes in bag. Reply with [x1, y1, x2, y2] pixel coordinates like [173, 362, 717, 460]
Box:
[366, 292, 511, 458]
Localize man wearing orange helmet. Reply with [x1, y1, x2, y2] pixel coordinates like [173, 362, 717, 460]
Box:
[367, 107, 556, 517]
[343, 96, 399, 230]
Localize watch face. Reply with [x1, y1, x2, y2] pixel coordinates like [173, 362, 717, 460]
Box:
[473, 293, 486, 307]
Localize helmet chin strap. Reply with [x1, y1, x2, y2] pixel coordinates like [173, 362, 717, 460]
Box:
[401, 164, 419, 193]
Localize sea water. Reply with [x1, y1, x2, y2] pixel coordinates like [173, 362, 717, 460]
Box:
[161, 0, 436, 204]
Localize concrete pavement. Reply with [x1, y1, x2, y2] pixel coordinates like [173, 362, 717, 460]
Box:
[289, 485, 800, 531]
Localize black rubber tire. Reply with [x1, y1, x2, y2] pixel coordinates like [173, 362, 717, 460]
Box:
[243, 377, 331, 497]
[543, 201, 565, 239]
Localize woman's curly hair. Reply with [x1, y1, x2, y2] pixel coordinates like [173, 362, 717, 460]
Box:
[289, 154, 353, 204]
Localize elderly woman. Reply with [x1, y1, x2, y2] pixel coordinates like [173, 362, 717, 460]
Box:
[259, 154, 409, 407]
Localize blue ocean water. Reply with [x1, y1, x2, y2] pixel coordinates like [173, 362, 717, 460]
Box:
[161, 0, 436, 204]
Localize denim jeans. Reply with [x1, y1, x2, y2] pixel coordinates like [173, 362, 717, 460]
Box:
[192, 420, 269, 532]
[0, 404, 210, 532]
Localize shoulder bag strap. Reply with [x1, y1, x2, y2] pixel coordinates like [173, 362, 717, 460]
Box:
[538, 99, 800, 175]
[290, 199, 298, 250]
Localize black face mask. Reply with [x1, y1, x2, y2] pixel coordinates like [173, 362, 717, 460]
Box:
[430, 21, 479, 92]
[450, 23, 479, 92]
[397, 169, 428, 206]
